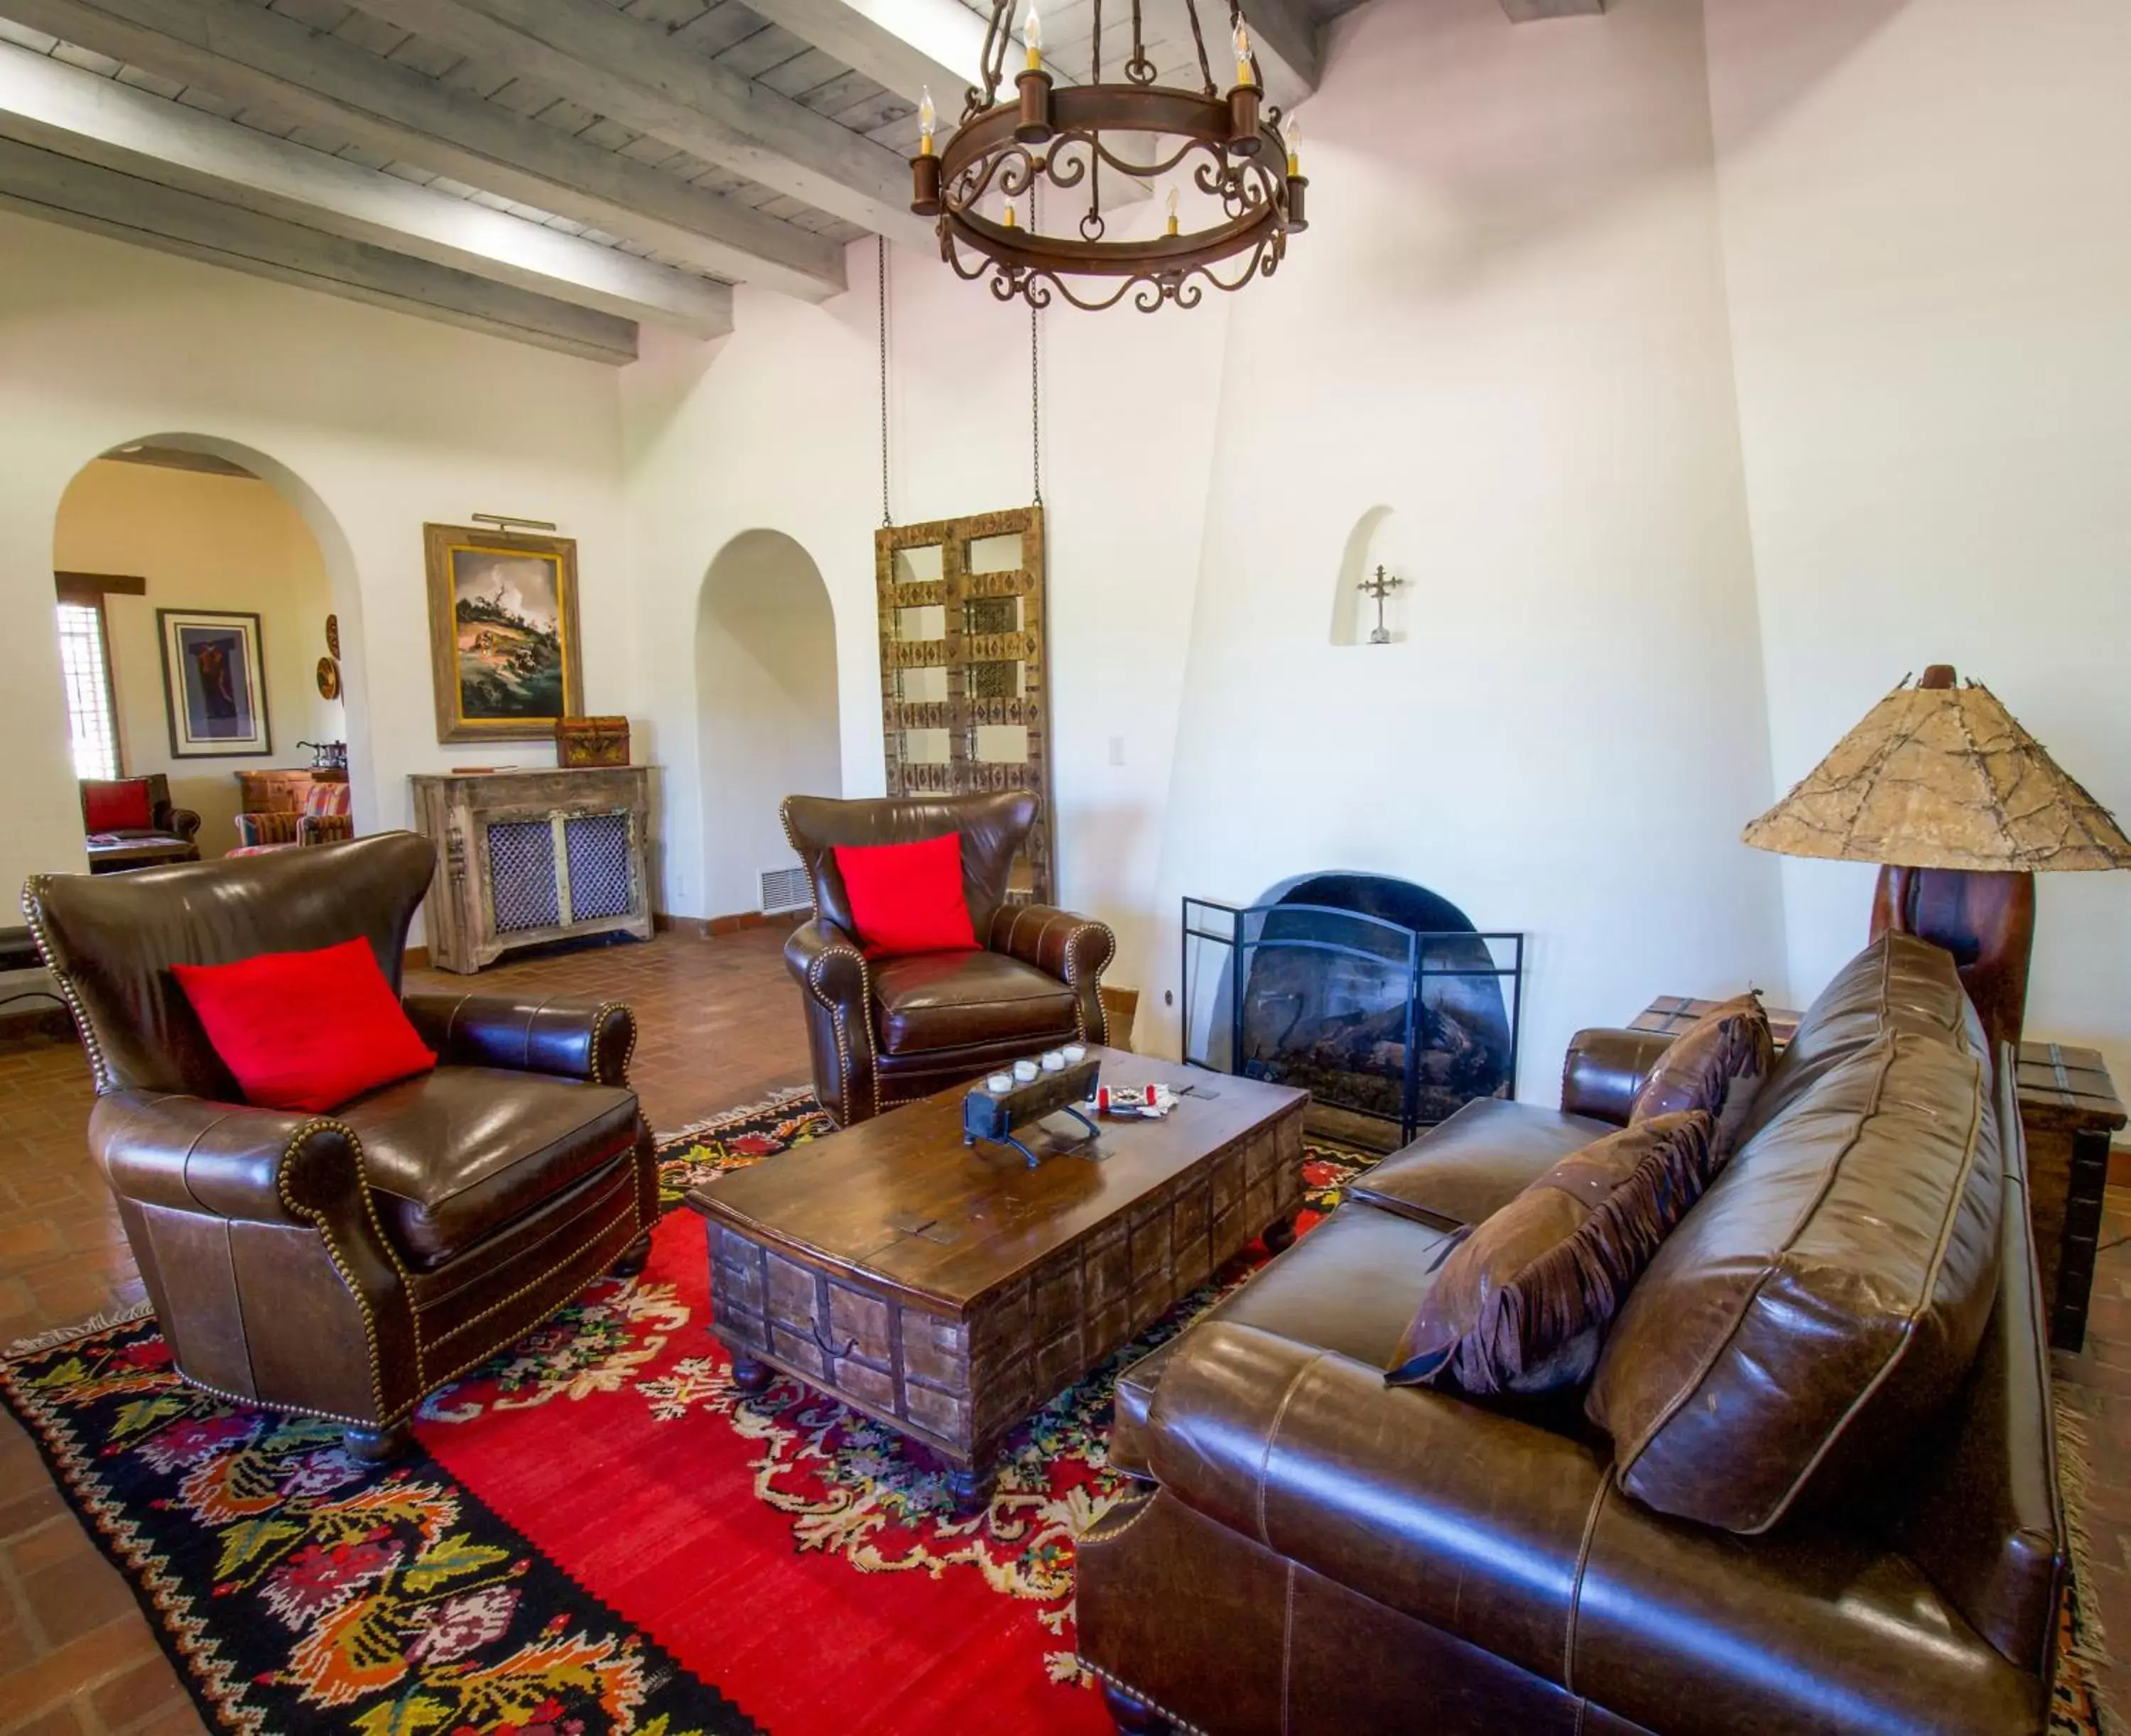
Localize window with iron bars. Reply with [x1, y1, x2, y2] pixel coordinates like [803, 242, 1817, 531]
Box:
[56, 599, 121, 781]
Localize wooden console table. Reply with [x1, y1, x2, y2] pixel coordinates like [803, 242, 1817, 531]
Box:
[411, 767, 653, 974]
[1633, 997, 2124, 1352]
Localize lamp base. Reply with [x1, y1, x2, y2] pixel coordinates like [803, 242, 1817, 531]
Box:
[1870, 864, 2034, 1058]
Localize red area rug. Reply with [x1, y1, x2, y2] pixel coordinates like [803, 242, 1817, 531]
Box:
[0, 1092, 1362, 1735]
[1, 1091, 2113, 1735]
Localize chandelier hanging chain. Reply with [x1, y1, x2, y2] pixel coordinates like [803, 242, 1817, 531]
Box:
[1186, 2, 1216, 98]
[877, 234, 891, 528]
[1030, 185, 1043, 506]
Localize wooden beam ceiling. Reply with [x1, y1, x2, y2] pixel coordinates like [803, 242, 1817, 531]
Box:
[0, 134, 639, 361]
[0, 0, 849, 300]
[0, 40, 734, 335]
[349, 0, 934, 246]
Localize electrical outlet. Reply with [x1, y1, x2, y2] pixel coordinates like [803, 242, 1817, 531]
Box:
[1108, 734, 1127, 766]
[673, 872, 688, 901]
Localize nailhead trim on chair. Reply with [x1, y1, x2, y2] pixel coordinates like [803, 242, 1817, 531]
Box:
[21, 881, 111, 1092]
[273, 1116, 409, 1414]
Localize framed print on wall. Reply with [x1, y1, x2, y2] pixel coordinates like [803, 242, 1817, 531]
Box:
[157, 609, 271, 758]
[424, 523, 583, 744]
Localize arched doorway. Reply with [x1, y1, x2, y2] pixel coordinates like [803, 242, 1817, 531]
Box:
[696, 529, 840, 918]
[50, 434, 369, 858]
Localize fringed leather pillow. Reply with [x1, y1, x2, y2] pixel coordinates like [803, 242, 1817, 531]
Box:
[1385, 1111, 1713, 1396]
[1632, 992, 1772, 1168]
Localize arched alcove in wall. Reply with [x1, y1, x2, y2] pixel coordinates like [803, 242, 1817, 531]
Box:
[1328, 504, 1412, 647]
[50, 433, 371, 857]
[696, 528, 841, 918]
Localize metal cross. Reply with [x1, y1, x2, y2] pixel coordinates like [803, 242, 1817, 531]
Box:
[1359, 564, 1406, 645]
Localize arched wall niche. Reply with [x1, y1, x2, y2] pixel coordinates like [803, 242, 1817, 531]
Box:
[1328, 504, 1414, 648]
[695, 528, 842, 918]
[52, 431, 374, 847]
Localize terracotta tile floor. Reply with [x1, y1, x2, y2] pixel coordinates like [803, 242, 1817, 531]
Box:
[1, 926, 2127, 1732]
[0, 928, 810, 1736]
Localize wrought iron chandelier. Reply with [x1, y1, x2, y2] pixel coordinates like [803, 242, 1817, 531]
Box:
[910, 0, 1308, 313]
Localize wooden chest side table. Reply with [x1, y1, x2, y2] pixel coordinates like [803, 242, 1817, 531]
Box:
[1632, 998, 2124, 1352]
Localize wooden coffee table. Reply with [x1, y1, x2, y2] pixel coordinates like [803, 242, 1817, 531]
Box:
[685, 1050, 1307, 1511]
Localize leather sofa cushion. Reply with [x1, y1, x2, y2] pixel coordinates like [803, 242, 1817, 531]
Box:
[343, 1065, 642, 1269]
[1589, 1025, 2002, 1534]
[1112, 1203, 1460, 1477]
[1388, 1112, 1711, 1396]
[1741, 931, 1984, 1141]
[1350, 1100, 1617, 1230]
[1629, 992, 1772, 1162]
[870, 950, 1078, 1056]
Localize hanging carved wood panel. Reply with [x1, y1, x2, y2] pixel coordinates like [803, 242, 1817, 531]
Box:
[875, 506, 1056, 903]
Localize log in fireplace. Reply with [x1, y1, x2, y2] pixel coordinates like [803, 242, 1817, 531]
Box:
[1181, 874, 1523, 1147]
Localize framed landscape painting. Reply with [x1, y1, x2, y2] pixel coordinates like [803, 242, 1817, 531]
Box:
[157, 609, 271, 758]
[424, 523, 583, 744]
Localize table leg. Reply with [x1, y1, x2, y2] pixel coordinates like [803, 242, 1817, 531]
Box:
[947, 1462, 996, 1517]
[730, 1355, 774, 1394]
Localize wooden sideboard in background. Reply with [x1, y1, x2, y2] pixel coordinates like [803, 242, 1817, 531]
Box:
[234, 767, 347, 813]
[411, 767, 654, 973]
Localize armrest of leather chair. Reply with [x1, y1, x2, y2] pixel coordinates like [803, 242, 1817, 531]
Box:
[1560, 1028, 1676, 1124]
[785, 918, 877, 1125]
[90, 1090, 373, 1230]
[987, 904, 1115, 1042]
[159, 804, 202, 844]
[1145, 1319, 1605, 1689]
[400, 993, 636, 1087]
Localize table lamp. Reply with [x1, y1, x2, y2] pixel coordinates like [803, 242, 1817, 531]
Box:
[1742, 664, 2131, 1057]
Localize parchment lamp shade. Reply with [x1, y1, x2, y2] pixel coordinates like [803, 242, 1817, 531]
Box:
[1743, 665, 2131, 1057]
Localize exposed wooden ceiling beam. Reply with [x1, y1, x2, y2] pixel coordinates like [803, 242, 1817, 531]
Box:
[0, 0, 847, 300]
[0, 40, 733, 335]
[742, 0, 983, 110]
[0, 134, 639, 362]
[1240, 0, 1323, 106]
[1500, 0, 1605, 20]
[352, 0, 933, 246]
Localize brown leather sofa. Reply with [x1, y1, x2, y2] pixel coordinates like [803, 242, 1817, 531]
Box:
[1078, 934, 2065, 1735]
[23, 833, 658, 1460]
[781, 792, 1115, 1126]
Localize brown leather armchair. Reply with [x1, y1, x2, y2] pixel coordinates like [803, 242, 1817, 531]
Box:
[781, 792, 1115, 1127]
[24, 833, 658, 1461]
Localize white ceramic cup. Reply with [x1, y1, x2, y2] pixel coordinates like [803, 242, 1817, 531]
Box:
[1041, 1051, 1067, 1072]
[1013, 1058, 1039, 1083]
[987, 1073, 1014, 1093]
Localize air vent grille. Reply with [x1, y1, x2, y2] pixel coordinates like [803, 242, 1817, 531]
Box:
[759, 864, 810, 915]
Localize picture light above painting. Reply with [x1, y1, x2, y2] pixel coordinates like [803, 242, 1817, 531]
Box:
[423, 522, 584, 745]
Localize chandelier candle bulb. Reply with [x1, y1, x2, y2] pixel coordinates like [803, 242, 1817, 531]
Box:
[1233, 17, 1254, 87]
[918, 87, 936, 155]
[1285, 116, 1301, 178]
[1166, 187, 1181, 237]
[1024, 1, 1041, 68]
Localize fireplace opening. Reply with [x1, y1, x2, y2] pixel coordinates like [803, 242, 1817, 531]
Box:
[1181, 874, 1524, 1149]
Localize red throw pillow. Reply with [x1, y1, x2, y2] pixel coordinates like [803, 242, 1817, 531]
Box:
[832, 832, 978, 957]
[173, 938, 437, 1113]
[83, 779, 153, 833]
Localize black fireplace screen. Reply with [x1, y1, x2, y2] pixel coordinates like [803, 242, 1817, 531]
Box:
[1182, 881, 1524, 1146]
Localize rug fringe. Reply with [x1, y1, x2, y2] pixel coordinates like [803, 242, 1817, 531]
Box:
[2057, 1393, 2121, 1735]
[658, 1086, 821, 1145]
[6, 1300, 155, 1360]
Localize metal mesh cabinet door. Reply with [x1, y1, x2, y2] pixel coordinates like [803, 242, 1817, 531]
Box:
[487, 820, 562, 933]
[563, 811, 636, 921]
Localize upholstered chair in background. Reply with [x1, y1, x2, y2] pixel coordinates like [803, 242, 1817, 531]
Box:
[230, 776, 356, 854]
[781, 792, 1115, 1127]
[24, 834, 657, 1460]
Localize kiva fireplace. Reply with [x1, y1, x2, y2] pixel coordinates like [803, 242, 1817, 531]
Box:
[1181, 875, 1524, 1149]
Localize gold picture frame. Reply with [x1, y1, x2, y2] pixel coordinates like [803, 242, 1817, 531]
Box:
[424, 523, 583, 744]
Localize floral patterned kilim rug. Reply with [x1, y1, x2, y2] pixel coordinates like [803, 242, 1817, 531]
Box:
[0, 1091, 2112, 1735]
